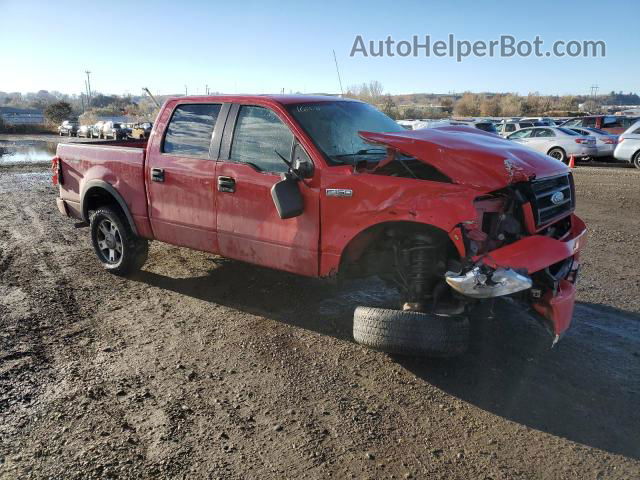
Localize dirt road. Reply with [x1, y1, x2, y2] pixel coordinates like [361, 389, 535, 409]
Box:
[1, 158, 639, 479]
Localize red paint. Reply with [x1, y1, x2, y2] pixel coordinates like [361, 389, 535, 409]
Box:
[54, 94, 587, 337]
[533, 280, 577, 336]
[477, 214, 586, 273]
[359, 126, 568, 191]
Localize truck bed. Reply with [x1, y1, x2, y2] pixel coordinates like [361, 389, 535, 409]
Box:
[56, 140, 150, 233]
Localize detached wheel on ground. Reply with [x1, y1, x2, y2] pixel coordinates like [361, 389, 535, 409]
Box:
[90, 206, 148, 276]
[353, 306, 470, 357]
[633, 151, 640, 169]
[548, 147, 567, 164]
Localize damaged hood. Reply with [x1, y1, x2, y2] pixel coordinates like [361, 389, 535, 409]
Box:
[359, 126, 569, 191]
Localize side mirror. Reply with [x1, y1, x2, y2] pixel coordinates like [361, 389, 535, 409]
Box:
[271, 174, 304, 219]
[292, 143, 314, 179]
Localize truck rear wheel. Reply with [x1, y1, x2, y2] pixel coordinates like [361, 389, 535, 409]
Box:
[353, 306, 469, 357]
[90, 207, 148, 276]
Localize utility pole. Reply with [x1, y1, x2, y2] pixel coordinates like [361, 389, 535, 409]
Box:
[85, 70, 92, 106]
[142, 87, 161, 108]
[589, 85, 599, 113]
[206, 84, 209, 95]
[84, 79, 90, 112]
[332, 50, 344, 96]
[185, 85, 188, 96]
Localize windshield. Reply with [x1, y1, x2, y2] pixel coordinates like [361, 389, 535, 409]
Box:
[287, 101, 404, 165]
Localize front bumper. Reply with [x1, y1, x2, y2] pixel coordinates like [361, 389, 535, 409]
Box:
[461, 214, 587, 336]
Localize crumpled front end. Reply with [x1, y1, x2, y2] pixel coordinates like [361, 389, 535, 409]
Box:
[445, 172, 587, 340]
[353, 127, 587, 340]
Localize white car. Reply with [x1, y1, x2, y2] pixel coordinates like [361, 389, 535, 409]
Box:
[613, 119, 640, 169]
[566, 127, 618, 158]
[507, 126, 597, 164]
[496, 121, 538, 137]
[520, 117, 557, 126]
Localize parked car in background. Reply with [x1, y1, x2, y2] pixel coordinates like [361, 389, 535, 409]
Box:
[520, 117, 557, 126]
[448, 119, 499, 134]
[130, 122, 153, 139]
[77, 125, 92, 138]
[496, 121, 539, 137]
[507, 126, 597, 164]
[613, 119, 640, 169]
[58, 120, 79, 137]
[418, 119, 499, 134]
[560, 115, 638, 135]
[91, 121, 105, 139]
[102, 121, 127, 140]
[566, 127, 618, 158]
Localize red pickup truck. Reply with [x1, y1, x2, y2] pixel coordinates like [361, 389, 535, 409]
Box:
[53, 95, 586, 356]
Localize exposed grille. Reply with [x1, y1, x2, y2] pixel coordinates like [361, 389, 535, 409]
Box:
[530, 174, 574, 227]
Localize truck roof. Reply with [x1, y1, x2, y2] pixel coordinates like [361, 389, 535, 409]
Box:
[164, 94, 359, 106]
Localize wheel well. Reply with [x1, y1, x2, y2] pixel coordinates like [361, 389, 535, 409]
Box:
[547, 146, 565, 155]
[339, 221, 458, 279]
[82, 187, 126, 224]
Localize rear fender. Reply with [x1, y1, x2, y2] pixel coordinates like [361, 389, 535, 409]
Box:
[80, 180, 138, 235]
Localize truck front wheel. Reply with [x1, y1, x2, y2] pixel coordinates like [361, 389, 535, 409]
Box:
[90, 207, 148, 276]
[353, 306, 469, 357]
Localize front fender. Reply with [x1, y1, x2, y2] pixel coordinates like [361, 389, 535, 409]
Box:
[319, 171, 482, 276]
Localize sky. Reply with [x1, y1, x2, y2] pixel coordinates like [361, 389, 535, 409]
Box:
[0, 0, 638, 97]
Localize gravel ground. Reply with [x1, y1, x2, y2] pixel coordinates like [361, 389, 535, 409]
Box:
[0, 153, 639, 479]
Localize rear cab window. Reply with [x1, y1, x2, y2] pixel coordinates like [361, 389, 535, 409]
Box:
[162, 104, 222, 157]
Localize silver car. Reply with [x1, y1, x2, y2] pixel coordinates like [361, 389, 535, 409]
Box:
[496, 121, 542, 137]
[567, 127, 618, 158]
[613, 119, 640, 169]
[507, 126, 597, 164]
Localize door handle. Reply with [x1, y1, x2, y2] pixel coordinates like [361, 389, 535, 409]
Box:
[217, 176, 236, 193]
[151, 168, 165, 182]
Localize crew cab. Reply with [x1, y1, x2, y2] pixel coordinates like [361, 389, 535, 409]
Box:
[52, 95, 587, 356]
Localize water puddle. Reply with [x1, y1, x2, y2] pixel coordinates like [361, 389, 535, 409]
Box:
[0, 140, 57, 165]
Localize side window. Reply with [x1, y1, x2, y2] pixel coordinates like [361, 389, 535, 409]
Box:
[230, 106, 293, 173]
[563, 119, 580, 127]
[534, 128, 554, 137]
[163, 104, 221, 157]
[509, 129, 532, 139]
[505, 124, 516, 132]
[582, 117, 597, 128]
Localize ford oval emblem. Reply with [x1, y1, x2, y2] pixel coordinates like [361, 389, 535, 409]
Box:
[550, 191, 565, 205]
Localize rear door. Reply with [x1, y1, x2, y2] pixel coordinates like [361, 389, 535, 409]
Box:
[146, 101, 229, 252]
[214, 104, 320, 276]
[526, 127, 556, 152]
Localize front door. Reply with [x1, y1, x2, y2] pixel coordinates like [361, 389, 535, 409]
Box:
[215, 104, 320, 276]
[146, 101, 226, 252]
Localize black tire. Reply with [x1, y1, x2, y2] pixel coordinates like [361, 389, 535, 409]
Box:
[353, 306, 470, 357]
[90, 207, 148, 276]
[633, 151, 640, 170]
[547, 147, 567, 164]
